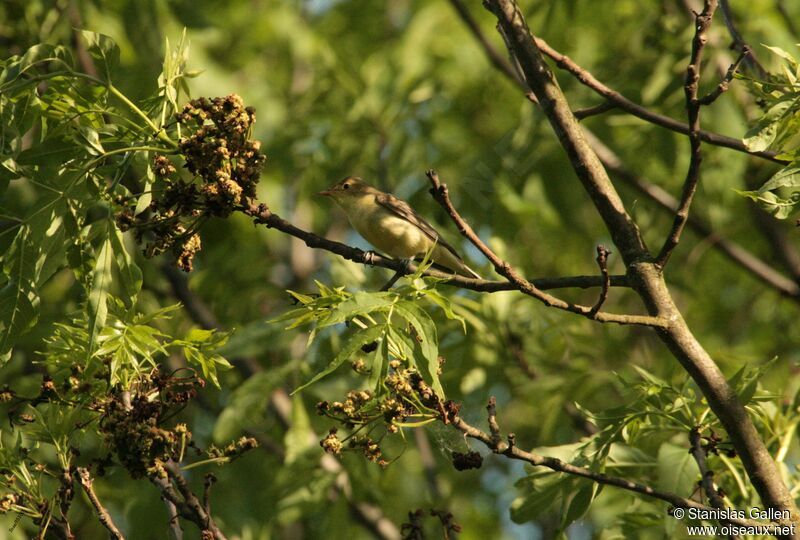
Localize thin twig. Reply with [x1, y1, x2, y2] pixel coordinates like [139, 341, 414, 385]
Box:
[75, 468, 125, 540]
[486, 396, 501, 445]
[689, 428, 729, 511]
[689, 428, 740, 540]
[654, 0, 719, 269]
[718, 0, 769, 77]
[164, 497, 183, 540]
[697, 47, 750, 105]
[203, 474, 216, 517]
[574, 100, 617, 120]
[447, 0, 782, 164]
[242, 202, 630, 294]
[589, 245, 611, 317]
[450, 399, 790, 533]
[379, 271, 404, 291]
[584, 129, 800, 300]
[425, 170, 665, 327]
[531, 35, 781, 163]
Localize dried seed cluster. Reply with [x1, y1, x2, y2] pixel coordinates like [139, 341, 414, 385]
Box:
[316, 359, 442, 468]
[116, 94, 266, 272]
[99, 370, 202, 479]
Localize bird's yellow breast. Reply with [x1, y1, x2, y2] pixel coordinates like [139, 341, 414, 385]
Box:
[343, 194, 431, 258]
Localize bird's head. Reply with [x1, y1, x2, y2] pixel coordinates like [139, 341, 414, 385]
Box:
[319, 176, 376, 208]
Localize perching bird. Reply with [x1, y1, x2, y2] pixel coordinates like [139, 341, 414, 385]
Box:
[319, 177, 481, 279]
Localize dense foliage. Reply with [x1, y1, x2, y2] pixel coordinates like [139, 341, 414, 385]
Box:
[2, 0, 800, 539]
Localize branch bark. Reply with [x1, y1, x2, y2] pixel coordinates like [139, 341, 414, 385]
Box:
[425, 171, 665, 327]
[482, 0, 798, 525]
[242, 202, 630, 294]
[450, 398, 790, 534]
[450, 0, 800, 303]
[655, 0, 719, 268]
[75, 468, 125, 540]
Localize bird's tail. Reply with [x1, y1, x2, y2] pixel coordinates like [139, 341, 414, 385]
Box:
[455, 261, 482, 280]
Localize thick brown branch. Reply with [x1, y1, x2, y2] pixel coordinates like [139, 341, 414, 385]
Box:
[655, 0, 718, 268]
[425, 171, 665, 327]
[483, 0, 797, 523]
[75, 468, 125, 540]
[451, 0, 800, 303]
[584, 130, 800, 300]
[149, 461, 227, 540]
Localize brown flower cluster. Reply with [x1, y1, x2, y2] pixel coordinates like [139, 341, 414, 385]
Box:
[116, 94, 266, 272]
[316, 359, 444, 467]
[99, 370, 202, 479]
[177, 95, 264, 214]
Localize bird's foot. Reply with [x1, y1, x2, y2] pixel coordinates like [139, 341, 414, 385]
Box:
[363, 250, 379, 266]
[399, 258, 414, 275]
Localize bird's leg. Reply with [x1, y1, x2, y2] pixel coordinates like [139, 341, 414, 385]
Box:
[379, 259, 414, 291]
[380, 271, 404, 291]
[399, 257, 415, 275]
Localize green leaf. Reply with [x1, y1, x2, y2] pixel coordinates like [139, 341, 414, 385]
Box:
[394, 301, 443, 397]
[81, 31, 120, 83]
[419, 287, 466, 332]
[0, 199, 69, 358]
[742, 100, 793, 152]
[656, 442, 699, 495]
[16, 138, 82, 167]
[760, 165, 800, 192]
[293, 324, 386, 394]
[368, 335, 389, 391]
[284, 395, 312, 464]
[763, 45, 798, 66]
[213, 364, 295, 442]
[108, 223, 142, 306]
[0, 277, 38, 359]
[0, 44, 73, 88]
[87, 236, 113, 354]
[510, 471, 564, 523]
[561, 482, 598, 530]
[320, 291, 396, 327]
[76, 126, 105, 156]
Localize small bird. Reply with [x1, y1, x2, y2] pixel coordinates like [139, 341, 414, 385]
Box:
[320, 177, 481, 279]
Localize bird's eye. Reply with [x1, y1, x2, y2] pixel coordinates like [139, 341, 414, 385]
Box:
[342, 183, 350, 190]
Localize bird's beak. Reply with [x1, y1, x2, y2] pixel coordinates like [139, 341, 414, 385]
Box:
[318, 189, 333, 197]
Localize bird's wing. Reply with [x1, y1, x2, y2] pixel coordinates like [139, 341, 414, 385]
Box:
[374, 192, 465, 261]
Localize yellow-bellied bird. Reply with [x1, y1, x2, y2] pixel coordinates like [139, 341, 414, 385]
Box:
[320, 177, 480, 279]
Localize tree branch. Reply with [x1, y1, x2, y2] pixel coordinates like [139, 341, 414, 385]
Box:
[241, 202, 631, 294]
[482, 0, 797, 523]
[75, 468, 125, 540]
[589, 245, 611, 316]
[425, 170, 666, 327]
[655, 0, 719, 268]
[450, 398, 790, 534]
[447, 0, 782, 164]
[149, 460, 226, 540]
[450, 0, 800, 303]
[584, 130, 800, 300]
